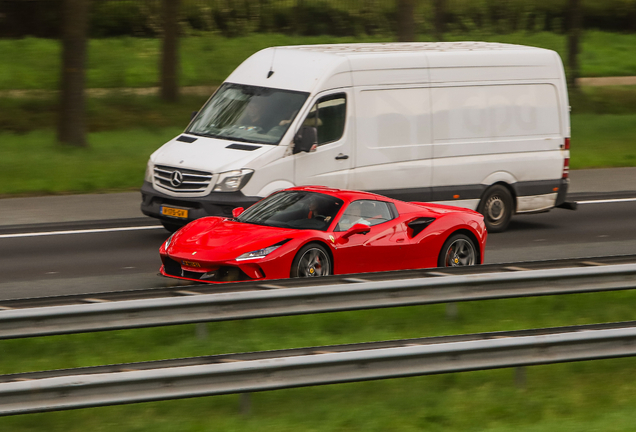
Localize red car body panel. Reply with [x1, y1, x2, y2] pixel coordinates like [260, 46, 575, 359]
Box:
[159, 186, 487, 283]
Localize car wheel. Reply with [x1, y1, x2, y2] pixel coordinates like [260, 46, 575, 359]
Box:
[291, 243, 332, 278]
[161, 220, 184, 233]
[438, 233, 478, 267]
[478, 185, 513, 233]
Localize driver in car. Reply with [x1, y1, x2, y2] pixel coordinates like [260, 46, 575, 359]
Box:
[336, 202, 372, 231]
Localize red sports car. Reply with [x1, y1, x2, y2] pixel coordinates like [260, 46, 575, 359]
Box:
[159, 186, 487, 283]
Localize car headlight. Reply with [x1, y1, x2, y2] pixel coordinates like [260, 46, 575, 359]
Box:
[163, 233, 174, 250]
[144, 159, 154, 183]
[214, 169, 254, 192]
[236, 245, 282, 261]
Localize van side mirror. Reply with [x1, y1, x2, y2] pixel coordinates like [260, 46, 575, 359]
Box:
[293, 126, 318, 154]
[232, 207, 244, 218]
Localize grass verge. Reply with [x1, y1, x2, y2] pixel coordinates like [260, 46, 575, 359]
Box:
[2, 290, 636, 430]
[2, 31, 636, 91]
[0, 128, 182, 196]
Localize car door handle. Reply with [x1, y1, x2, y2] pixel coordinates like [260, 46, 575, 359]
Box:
[396, 238, 405, 243]
[335, 153, 349, 160]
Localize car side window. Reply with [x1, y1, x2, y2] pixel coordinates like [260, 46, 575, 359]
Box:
[335, 200, 394, 232]
[302, 94, 346, 146]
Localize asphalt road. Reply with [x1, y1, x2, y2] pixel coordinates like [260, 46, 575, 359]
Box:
[1, 194, 635, 301]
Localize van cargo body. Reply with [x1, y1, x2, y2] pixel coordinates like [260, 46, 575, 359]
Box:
[141, 42, 571, 233]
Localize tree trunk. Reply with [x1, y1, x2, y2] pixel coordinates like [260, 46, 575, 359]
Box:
[567, 0, 582, 89]
[433, 0, 445, 41]
[160, 0, 180, 102]
[57, 0, 89, 147]
[397, 0, 415, 42]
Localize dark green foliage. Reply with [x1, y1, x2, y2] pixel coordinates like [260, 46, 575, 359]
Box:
[4, 0, 635, 39]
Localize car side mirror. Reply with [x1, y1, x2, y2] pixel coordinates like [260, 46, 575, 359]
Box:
[293, 126, 318, 154]
[343, 223, 371, 239]
[232, 207, 244, 218]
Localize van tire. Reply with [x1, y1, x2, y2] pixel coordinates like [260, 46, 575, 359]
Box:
[478, 185, 513, 233]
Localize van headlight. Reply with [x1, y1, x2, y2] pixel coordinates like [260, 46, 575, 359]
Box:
[144, 160, 154, 183]
[214, 169, 254, 192]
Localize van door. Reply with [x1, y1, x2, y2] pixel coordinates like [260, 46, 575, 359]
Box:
[349, 86, 433, 201]
[294, 90, 352, 188]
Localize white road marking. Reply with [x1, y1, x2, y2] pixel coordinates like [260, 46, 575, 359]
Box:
[0, 225, 163, 239]
[577, 198, 636, 204]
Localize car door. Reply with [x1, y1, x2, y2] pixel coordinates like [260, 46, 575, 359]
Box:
[331, 200, 408, 275]
[294, 90, 352, 189]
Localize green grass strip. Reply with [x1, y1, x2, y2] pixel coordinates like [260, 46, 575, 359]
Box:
[2, 31, 636, 91]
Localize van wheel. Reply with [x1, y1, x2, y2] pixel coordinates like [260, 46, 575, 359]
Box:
[478, 185, 513, 233]
[291, 244, 332, 278]
[438, 233, 478, 267]
[161, 220, 184, 233]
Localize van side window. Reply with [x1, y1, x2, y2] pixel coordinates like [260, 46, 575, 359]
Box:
[303, 94, 346, 146]
[335, 200, 394, 232]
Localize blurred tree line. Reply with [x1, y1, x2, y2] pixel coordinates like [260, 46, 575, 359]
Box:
[0, 0, 625, 146]
[2, 0, 635, 38]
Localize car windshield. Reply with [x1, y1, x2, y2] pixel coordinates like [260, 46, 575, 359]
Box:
[186, 83, 309, 145]
[237, 191, 344, 231]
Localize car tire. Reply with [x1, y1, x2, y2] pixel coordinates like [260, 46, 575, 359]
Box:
[291, 243, 332, 278]
[161, 220, 184, 233]
[437, 233, 478, 267]
[478, 185, 513, 233]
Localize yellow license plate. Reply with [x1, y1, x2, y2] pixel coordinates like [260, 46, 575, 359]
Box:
[161, 206, 188, 219]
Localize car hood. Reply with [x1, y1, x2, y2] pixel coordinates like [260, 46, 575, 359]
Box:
[151, 135, 276, 173]
[168, 217, 301, 261]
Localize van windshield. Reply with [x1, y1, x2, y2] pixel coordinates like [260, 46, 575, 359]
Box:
[186, 83, 309, 145]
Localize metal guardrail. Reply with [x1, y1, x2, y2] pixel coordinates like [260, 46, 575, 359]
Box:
[2, 262, 636, 339]
[2, 321, 636, 416]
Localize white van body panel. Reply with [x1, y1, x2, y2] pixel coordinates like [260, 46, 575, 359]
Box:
[254, 180, 296, 198]
[226, 47, 352, 94]
[240, 145, 293, 197]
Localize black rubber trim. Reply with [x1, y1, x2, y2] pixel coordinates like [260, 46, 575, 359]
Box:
[226, 143, 262, 151]
[431, 185, 485, 201]
[176, 135, 197, 143]
[512, 179, 564, 198]
[370, 179, 566, 204]
[368, 187, 433, 202]
[140, 182, 261, 222]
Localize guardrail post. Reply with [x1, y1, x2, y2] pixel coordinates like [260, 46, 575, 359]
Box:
[446, 303, 458, 320]
[240, 393, 251, 416]
[515, 366, 527, 389]
[196, 323, 208, 340]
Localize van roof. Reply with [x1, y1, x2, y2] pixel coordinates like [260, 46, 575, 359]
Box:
[280, 41, 539, 54]
[226, 42, 563, 93]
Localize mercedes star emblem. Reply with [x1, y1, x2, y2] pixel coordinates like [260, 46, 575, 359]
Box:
[170, 171, 184, 187]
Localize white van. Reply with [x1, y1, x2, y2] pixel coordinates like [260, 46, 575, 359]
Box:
[141, 42, 573, 233]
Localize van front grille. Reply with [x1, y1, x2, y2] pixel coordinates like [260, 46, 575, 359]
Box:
[154, 165, 213, 193]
